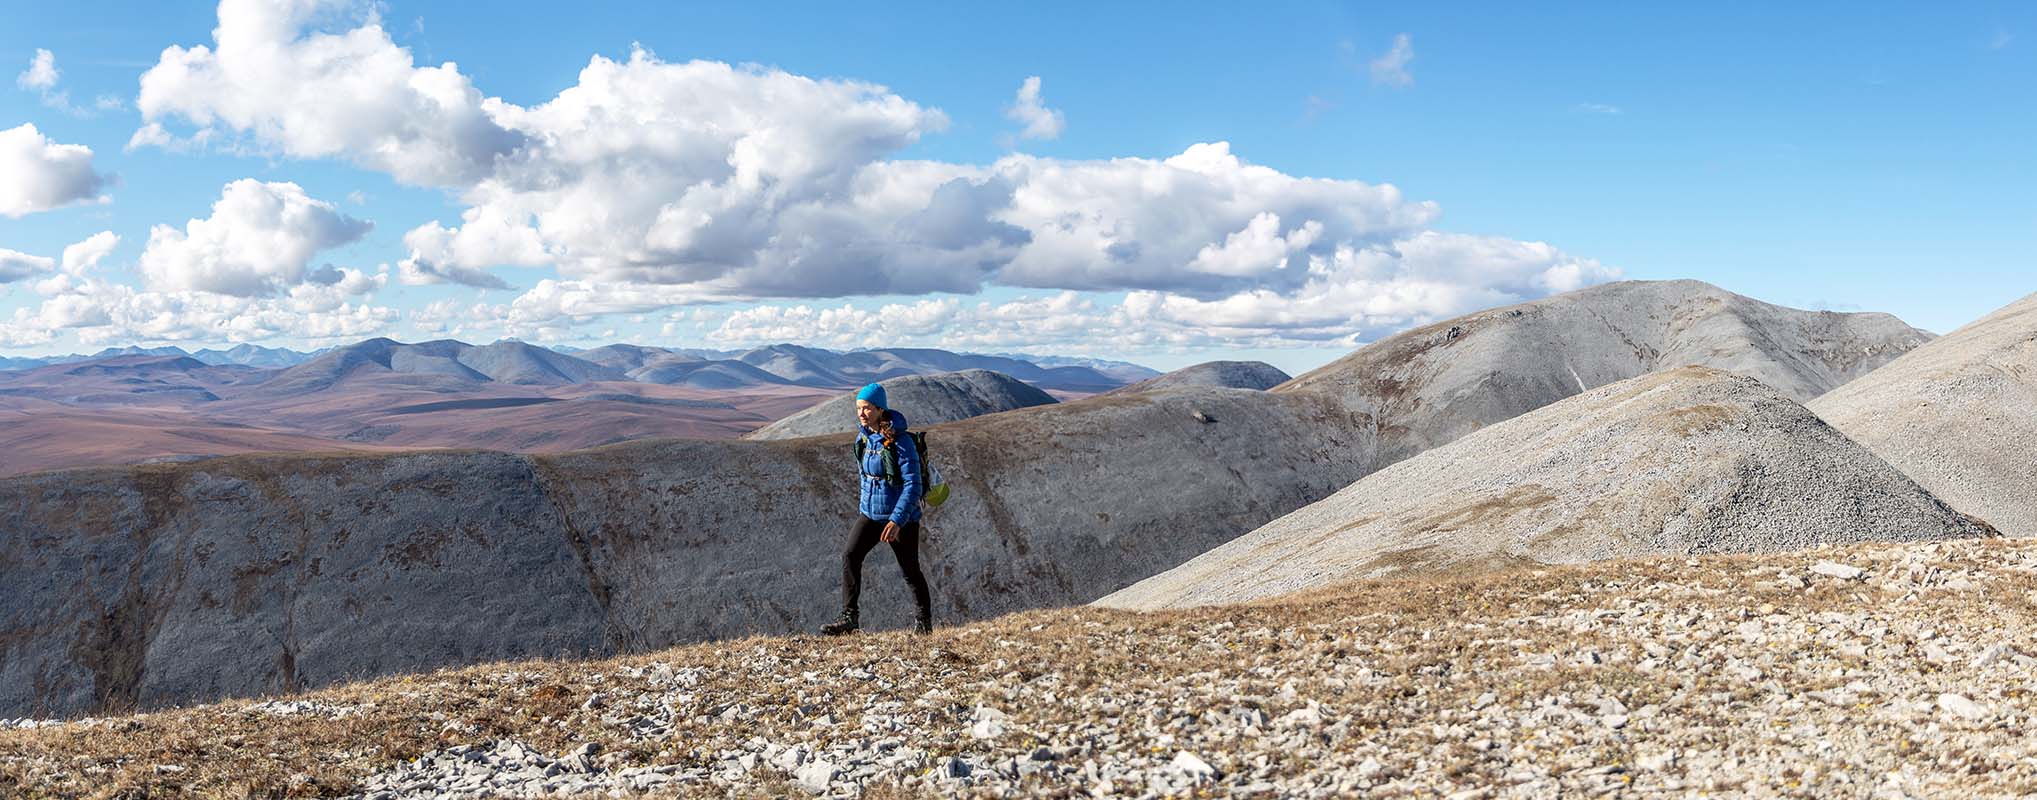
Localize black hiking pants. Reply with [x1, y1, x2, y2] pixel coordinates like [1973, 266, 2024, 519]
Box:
[842, 514, 932, 618]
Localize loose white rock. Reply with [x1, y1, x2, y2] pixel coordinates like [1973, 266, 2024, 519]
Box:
[1937, 693, 1990, 721]
[1172, 750, 1217, 779]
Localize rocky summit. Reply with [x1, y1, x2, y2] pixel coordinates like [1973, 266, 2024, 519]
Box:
[1096, 366, 1994, 611]
[1810, 291, 2037, 537]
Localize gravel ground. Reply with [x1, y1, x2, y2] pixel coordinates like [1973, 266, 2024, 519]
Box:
[4, 537, 2036, 798]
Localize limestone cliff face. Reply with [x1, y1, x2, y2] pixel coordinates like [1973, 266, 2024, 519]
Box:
[0, 388, 1375, 718]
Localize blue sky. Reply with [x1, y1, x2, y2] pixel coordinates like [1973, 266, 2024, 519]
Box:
[0, 1, 2029, 374]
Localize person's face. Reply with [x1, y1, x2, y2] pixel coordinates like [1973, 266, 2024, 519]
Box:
[856, 400, 883, 428]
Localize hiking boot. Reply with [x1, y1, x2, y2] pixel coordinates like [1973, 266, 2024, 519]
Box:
[819, 609, 858, 636]
[914, 612, 934, 636]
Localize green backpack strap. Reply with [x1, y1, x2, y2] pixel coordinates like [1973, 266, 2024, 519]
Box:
[858, 430, 930, 489]
[858, 430, 901, 486]
[857, 435, 896, 485]
[881, 440, 902, 486]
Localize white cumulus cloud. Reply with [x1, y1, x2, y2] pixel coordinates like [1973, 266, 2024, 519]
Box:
[138, 179, 373, 297]
[60, 231, 120, 275]
[1005, 76, 1064, 141]
[0, 123, 112, 217]
[699, 230, 1617, 353]
[126, 4, 1623, 354]
[394, 48, 956, 296]
[0, 249, 56, 283]
[3, 266, 394, 346]
[987, 142, 1434, 297]
[1188, 213, 1323, 278]
[135, 0, 523, 186]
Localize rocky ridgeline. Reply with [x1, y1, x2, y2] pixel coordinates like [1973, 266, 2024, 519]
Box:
[4, 537, 2035, 798]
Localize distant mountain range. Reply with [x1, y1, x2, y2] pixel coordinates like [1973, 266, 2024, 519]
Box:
[0, 342, 322, 371]
[0, 337, 1164, 476]
[0, 340, 1159, 392]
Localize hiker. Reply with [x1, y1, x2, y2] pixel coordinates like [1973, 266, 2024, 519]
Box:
[821, 383, 935, 636]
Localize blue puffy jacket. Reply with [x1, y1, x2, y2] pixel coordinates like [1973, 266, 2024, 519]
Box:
[858, 409, 923, 524]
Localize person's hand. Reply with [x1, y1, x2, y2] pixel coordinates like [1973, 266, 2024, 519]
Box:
[881, 521, 901, 543]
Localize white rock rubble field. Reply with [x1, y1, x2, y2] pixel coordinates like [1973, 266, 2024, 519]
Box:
[8, 537, 2033, 798]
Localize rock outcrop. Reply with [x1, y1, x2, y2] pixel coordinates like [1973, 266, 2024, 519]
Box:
[744, 370, 1057, 441]
[1810, 291, 2037, 536]
[1098, 367, 1992, 611]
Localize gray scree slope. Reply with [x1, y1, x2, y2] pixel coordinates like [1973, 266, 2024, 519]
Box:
[1275, 279, 1931, 468]
[0, 280, 1936, 717]
[743, 369, 1058, 441]
[1098, 367, 1994, 611]
[1810, 291, 2037, 537]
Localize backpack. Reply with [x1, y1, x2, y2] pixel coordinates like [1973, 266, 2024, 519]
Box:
[856, 430, 950, 508]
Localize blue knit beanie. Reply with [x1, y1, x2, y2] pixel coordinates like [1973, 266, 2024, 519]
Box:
[855, 382, 887, 409]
